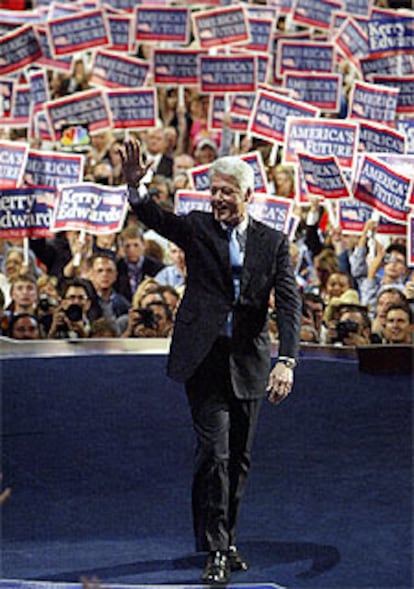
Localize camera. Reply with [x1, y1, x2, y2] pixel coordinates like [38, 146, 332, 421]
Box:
[38, 293, 58, 312]
[65, 303, 83, 322]
[134, 307, 158, 329]
[336, 319, 359, 343]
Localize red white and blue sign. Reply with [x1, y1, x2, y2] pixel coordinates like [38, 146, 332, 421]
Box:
[134, 6, 190, 44]
[292, 0, 343, 31]
[348, 80, 399, 126]
[46, 89, 112, 141]
[298, 153, 352, 200]
[358, 120, 405, 154]
[153, 49, 201, 86]
[249, 89, 319, 145]
[90, 49, 149, 89]
[283, 118, 359, 168]
[283, 72, 341, 112]
[0, 25, 42, 76]
[47, 9, 109, 57]
[200, 54, 256, 94]
[353, 154, 411, 223]
[23, 149, 84, 189]
[276, 40, 335, 78]
[0, 186, 55, 239]
[0, 140, 28, 189]
[192, 5, 250, 49]
[107, 88, 157, 130]
[52, 183, 128, 234]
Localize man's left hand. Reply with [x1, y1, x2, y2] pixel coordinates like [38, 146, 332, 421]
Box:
[267, 362, 294, 405]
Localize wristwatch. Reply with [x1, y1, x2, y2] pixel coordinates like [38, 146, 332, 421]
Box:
[277, 357, 297, 369]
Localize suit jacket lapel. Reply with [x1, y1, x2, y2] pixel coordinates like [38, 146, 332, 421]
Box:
[240, 218, 269, 296]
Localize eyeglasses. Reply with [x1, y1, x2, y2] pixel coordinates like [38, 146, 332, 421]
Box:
[384, 255, 405, 265]
[64, 294, 89, 302]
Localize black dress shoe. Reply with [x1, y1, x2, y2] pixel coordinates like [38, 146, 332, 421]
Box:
[201, 550, 230, 584]
[228, 545, 249, 571]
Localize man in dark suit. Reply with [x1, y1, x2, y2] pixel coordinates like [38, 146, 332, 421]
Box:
[121, 141, 301, 584]
[115, 225, 164, 302]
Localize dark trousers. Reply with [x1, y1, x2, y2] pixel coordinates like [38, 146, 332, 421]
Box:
[186, 337, 263, 552]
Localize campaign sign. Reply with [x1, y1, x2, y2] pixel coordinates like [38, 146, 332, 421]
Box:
[0, 186, 55, 239]
[397, 120, 414, 154]
[368, 15, 414, 59]
[292, 0, 343, 31]
[106, 14, 131, 53]
[353, 154, 411, 223]
[284, 72, 341, 112]
[0, 25, 42, 76]
[107, 88, 156, 130]
[47, 9, 109, 57]
[298, 152, 351, 200]
[230, 115, 249, 133]
[341, 0, 372, 16]
[175, 190, 212, 216]
[235, 17, 273, 53]
[34, 110, 53, 142]
[371, 154, 414, 205]
[276, 41, 335, 78]
[372, 74, 414, 115]
[154, 49, 201, 86]
[35, 26, 73, 73]
[188, 165, 210, 193]
[408, 215, 414, 267]
[358, 120, 405, 154]
[248, 194, 293, 234]
[200, 55, 256, 94]
[9, 84, 31, 128]
[23, 149, 84, 189]
[249, 89, 319, 145]
[256, 53, 270, 84]
[333, 17, 369, 66]
[208, 94, 225, 130]
[28, 69, 50, 115]
[192, 5, 250, 49]
[283, 118, 358, 168]
[0, 140, 28, 189]
[46, 89, 112, 141]
[52, 183, 128, 234]
[134, 6, 189, 44]
[241, 151, 268, 194]
[230, 93, 255, 119]
[90, 49, 149, 89]
[360, 53, 414, 81]
[349, 80, 399, 126]
[0, 77, 15, 118]
[338, 198, 406, 236]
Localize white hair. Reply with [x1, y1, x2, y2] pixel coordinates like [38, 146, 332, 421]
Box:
[209, 156, 254, 194]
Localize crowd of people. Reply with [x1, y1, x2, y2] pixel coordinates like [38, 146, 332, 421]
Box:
[0, 0, 413, 348]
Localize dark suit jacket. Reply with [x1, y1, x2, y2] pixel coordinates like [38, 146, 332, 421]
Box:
[132, 198, 301, 399]
[115, 256, 165, 302]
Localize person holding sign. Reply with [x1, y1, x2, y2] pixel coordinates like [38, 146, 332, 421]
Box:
[120, 141, 301, 584]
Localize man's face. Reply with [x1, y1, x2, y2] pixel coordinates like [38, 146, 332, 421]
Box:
[169, 244, 185, 271]
[210, 173, 249, 227]
[11, 280, 37, 310]
[91, 258, 117, 291]
[146, 129, 164, 155]
[384, 309, 411, 344]
[62, 286, 90, 315]
[376, 291, 402, 326]
[123, 238, 144, 263]
[384, 252, 406, 281]
[12, 316, 40, 340]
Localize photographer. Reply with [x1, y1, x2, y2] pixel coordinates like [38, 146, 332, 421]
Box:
[122, 300, 173, 338]
[48, 278, 91, 339]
